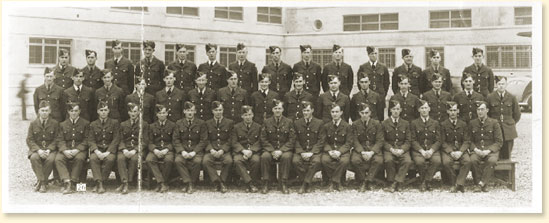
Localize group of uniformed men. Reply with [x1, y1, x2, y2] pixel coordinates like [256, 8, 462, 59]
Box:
[27, 40, 521, 195]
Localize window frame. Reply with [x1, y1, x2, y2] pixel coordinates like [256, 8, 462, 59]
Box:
[214, 7, 244, 21]
[343, 13, 399, 32]
[164, 44, 196, 64]
[28, 38, 72, 65]
[429, 9, 472, 28]
[257, 7, 282, 24]
[486, 45, 532, 69]
[514, 7, 532, 25]
[111, 7, 149, 12]
[311, 49, 334, 69]
[219, 47, 237, 67]
[166, 7, 200, 17]
[378, 48, 396, 69]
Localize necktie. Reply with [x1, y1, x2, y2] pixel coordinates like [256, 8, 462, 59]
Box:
[306, 119, 310, 127]
[180, 61, 184, 67]
[199, 90, 203, 98]
[90, 66, 93, 72]
[101, 119, 105, 126]
[41, 120, 45, 128]
[231, 88, 235, 96]
[167, 88, 172, 95]
[114, 58, 118, 66]
[276, 118, 280, 126]
[296, 91, 301, 98]
[262, 91, 267, 98]
[332, 93, 337, 101]
[435, 91, 439, 98]
[337, 63, 340, 70]
[209, 62, 213, 68]
[467, 92, 472, 99]
[305, 62, 309, 68]
[372, 64, 376, 70]
[188, 120, 192, 127]
[500, 93, 504, 101]
[363, 120, 368, 130]
[275, 63, 279, 71]
[393, 119, 397, 126]
[76, 86, 81, 95]
[452, 120, 457, 127]
[46, 85, 50, 92]
[434, 67, 439, 73]
[216, 120, 220, 128]
[333, 122, 338, 130]
[363, 90, 368, 98]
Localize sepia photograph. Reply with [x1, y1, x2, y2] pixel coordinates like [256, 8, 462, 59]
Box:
[1, 1, 542, 213]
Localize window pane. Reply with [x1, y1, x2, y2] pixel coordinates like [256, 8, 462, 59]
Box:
[165, 44, 175, 50]
[45, 39, 57, 44]
[59, 39, 71, 45]
[44, 46, 57, 64]
[430, 11, 449, 20]
[343, 15, 360, 24]
[229, 11, 243, 20]
[515, 7, 532, 16]
[486, 51, 499, 68]
[271, 16, 282, 24]
[30, 38, 42, 44]
[258, 7, 269, 14]
[515, 17, 532, 25]
[165, 51, 174, 64]
[381, 23, 398, 30]
[229, 7, 243, 12]
[215, 10, 228, 19]
[380, 13, 398, 22]
[451, 19, 471, 27]
[270, 7, 281, 15]
[516, 51, 530, 68]
[122, 49, 129, 58]
[29, 45, 42, 64]
[362, 14, 379, 22]
[362, 23, 379, 31]
[430, 21, 449, 28]
[166, 7, 182, 14]
[183, 7, 199, 16]
[130, 49, 141, 63]
[258, 14, 269, 22]
[344, 24, 360, 31]
[188, 51, 195, 63]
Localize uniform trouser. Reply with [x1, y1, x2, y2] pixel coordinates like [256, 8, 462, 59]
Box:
[441, 152, 471, 186]
[261, 151, 293, 182]
[29, 151, 57, 182]
[146, 152, 174, 183]
[470, 152, 499, 184]
[174, 154, 202, 183]
[117, 152, 138, 183]
[384, 151, 413, 183]
[411, 151, 442, 183]
[292, 154, 321, 184]
[350, 152, 383, 182]
[320, 153, 350, 184]
[500, 140, 514, 160]
[55, 151, 87, 182]
[90, 153, 116, 181]
[234, 153, 261, 184]
[202, 153, 233, 183]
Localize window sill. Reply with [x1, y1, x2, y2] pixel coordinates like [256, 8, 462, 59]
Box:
[109, 9, 150, 15]
[213, 18, 245, 23]
[256, 21, 283, 27]
[166, 14, 200, 20]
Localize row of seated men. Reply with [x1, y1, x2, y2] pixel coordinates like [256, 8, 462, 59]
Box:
[28, 92, 507, 196]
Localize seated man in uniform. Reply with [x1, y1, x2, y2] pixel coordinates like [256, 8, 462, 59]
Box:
[147, 104, 176, 193]
[231, 105, 261, 193]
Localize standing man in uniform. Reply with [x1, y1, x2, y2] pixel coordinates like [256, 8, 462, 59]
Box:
[126, 77, 155, 124]
[322, 44, 354, 96]
[198, 43, 230, 90]
[453, 73, 485, 123]
[229, 43, 258, 94]
[55, 102, 89, 194]
[350, 75, 384, 121]
[486, 76, 521, 160]
[27, 101, 63, 193]
[350, 103, 384, 192]
[48, 48, 77, 89]
[82, 50, 104, 90]
[104, 40, 134, 94]
[146, 104, 176, 193]
[167, 44, 197, 92]
[250, 73, 279, 124]
[188, 73, 216, 121]
[392, 49, 423, 96]
[382, 100, 413, 193]
[174, 102, 208, 194]
[62, 70, 95, 121]
[217, 71, 248, 123]
[136, 41, 165, 95]
[259, 99, 295, 194]
[293, 45, 322, 101]
[389, 75, 420, 122]
[421, 73, 452, 122]
[422, 49, 452, 94]
[357, 46, 390, 97]
[231, 105, 261, 193]
[262, 46, 293, 99]
[469, 101, 503, 192]
[461, 48, 495, 97]
[155, 71, 185, 123]
[34, 69, 65, 122]
[283, 73, 314, 121]
[316, 75, 350, 123]
[95, 70, 127, 121]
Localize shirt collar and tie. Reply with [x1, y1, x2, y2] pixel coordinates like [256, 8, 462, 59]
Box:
[100, 118, 107, 125]
[370, 60, 377, 69]
[401, 91, 408, 98]
[70, 117, 79, 125]
[215, 117, 223, 126]
[499, 91, 505, 100]
[331, 91, 339, 100]
[40, 118, 48, 127]
[333, 119, 341, 128]
[421, 116, 429, 123]
[392, 117, 399, 125]
[74, 85, 82, 94]
[449, 118, 458, 126]
[114, 56, 122, 64]
[209, 60, 216, 67]
[166, 86, 174, 94]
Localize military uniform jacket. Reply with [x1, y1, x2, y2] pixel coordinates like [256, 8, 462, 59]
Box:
[352, 119, 384, 155]
[148, 120, 176, 152]
[357, 61, 390, 96]
[283, 90, 314, 120]
[88, 118, 120, 153]
[104, 56, 135, 94]
[410, 118, 442, 152]
[228, 60, 259, 93]
[322, 61, 354, 96]
[293, 61, 322, 95]
[48, 64, 78, 89]
[421, 65, 452, 93]
[188, 87, 216, 121]
[421, 89, 452, 122]
[156, 87, 185, 122]
[119, 119, 149, 151]
[294, 117, 324, 154]
[250, 90, 279, 124]
[136, 56, 166, 95]
[382, 118, 412, 152]
[231, 121, 262, 153]
[392, 64, 424, 96]
[81, 65, 104, 90]
[440, 119, 470, 154]
[34, 84, 65, 122]
[350, 89, 384, 121]
[125, 92, 155, 124]
[197, 61, 230, 90]
[315, 92, 351, 123]
[205, 118, 234, 152]
[167, 60, 198, 92]
[217, 87, 248, 123]
[260, 116, 295, 152]
[173, 118, 208, 154]
[389, 92, 420, 122]
[321, 120, 352, 154]
[452, 90, 485, 123]
[468, 117, 503, 153]
[63, 85, 95, 121]
[261, 62, 293, 95]
[26, 118, 63, 156]
[461, 64, 494, 97]
[58, 118, 89, 152]
[486, 91, 521, 140]
[95, 84, 126, 121]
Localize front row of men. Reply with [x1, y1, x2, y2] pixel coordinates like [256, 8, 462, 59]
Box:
[27, 94, 502, 195]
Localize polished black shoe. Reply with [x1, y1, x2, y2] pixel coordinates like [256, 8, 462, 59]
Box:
[160, 183, 169, 193]
[473, 185, 482, 193]
[481, 184, 489, 192]
[62, 181, 73, 194]
[261, 182, 269, 194]
[333, 183, 341, 192]
[457, 185, 465, 193]
[281, 183, 289, 194]
[115, 183, 124, 192]
[364, 181, 372, 191]
[248, 183, 258, 193]
[425, 180, 432, 191]
[219, 182, 228, 193]
[187, 183, 194, 194]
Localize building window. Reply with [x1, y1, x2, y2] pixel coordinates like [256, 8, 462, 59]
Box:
[111, 7, 148, 12]
[166, 7, 199, 16]
[29, 38, 71, 65]
[425, 47, 445, 68]
[429, 10, 471, 28]
[257, 7, 282, 24]
[514, 7, 532, 25]
[215, 7, 243, 21]
[487, 45, 531, 69]
[105, 41, 142, 64]
[378, 48, 396, 69]
[165, 44, 195, 63]
[219, 47, 237, 67]
[343, 13, 398, 31]
[312, 49, 333, 69]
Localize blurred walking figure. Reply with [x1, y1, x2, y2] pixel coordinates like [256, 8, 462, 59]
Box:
[18, 73, 31, 120]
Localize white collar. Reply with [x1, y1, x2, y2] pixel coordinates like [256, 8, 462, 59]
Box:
[159, 120, 167, 126]
[179, 59, 186, 64]
[391, 117, 399, 123]
[40, 117, 48, 124]
[421, 116, 429, 123]
[166, 86, 174, 92]
[214, 117, 223, 122]
[333, 119, 342, 127]
[498, 91, 506, 97]
[369, 60, 377, 66]
[331, 91, 339, 97]
[262, 89, 269, 94]
[209, 60, 217, 65]
[114, 55, 122, 61]
[70, 117, 79, 124]
[74, 85, 82, 91]
[197, 87, 205, 94]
